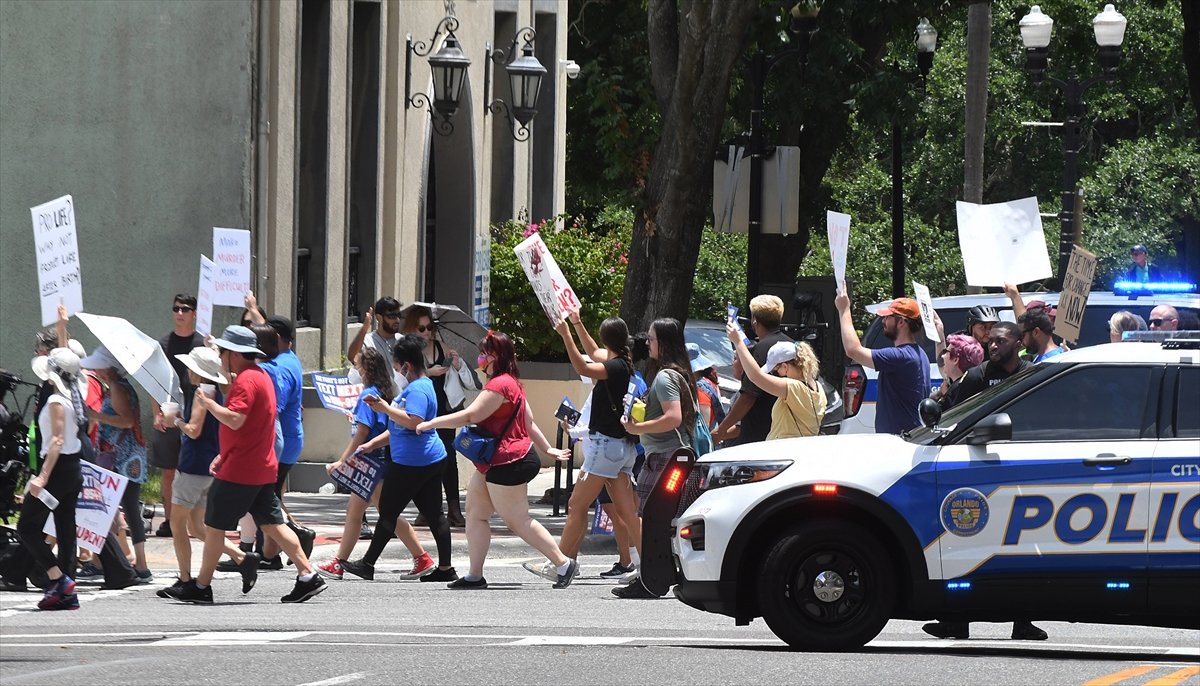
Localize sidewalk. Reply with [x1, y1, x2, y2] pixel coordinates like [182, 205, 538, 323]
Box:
[140, 468, 620, 570]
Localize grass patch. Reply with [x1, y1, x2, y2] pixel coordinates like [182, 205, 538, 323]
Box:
[141, 469, 163, 505]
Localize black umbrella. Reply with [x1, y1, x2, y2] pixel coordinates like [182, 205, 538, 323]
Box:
[400, 301, 488, 357]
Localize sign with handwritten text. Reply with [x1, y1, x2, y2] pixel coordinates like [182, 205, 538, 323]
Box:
[212, 227, 251, 307]
[196, 255, 215, 336]
[31, 195, 84, 326]
[513, 233, 580, 327]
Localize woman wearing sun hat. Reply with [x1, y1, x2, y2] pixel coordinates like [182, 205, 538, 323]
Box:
[725, 324, 826, 440]
[19, 347, 86, 610]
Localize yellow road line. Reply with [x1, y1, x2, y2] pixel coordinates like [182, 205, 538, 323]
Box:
[1145, 666, 1200, 686]
[1083, 665, 1160, 686]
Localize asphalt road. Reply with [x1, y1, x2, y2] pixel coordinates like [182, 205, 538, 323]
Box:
[2, 552, 1197, 686]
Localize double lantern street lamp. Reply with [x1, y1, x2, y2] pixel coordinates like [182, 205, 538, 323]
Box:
[1019, 3, 1127, 281]
[406, 14, 547, 140]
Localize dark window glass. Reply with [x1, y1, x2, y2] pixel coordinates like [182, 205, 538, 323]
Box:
[1177, 368, 1199, 439]
[999, 366, 1153, 442]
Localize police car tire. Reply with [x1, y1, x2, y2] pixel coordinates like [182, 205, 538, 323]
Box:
[756, 520, 895, 652]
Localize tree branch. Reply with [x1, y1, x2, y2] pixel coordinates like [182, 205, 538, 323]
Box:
[647, 0, 679, 117]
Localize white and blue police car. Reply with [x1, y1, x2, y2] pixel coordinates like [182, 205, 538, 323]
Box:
[641, 338, 1200, 652]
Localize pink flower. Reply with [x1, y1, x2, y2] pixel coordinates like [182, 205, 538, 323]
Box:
[618, 254, 628, 265]
[522, 224, 539, 238]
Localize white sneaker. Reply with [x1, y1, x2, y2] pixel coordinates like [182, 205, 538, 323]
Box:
[521, 560, 557, 581]
[618, 565, 640, 584]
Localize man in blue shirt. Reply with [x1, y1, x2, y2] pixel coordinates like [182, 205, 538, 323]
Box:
[261, 316, 314, 563]
[836, 293, 930, 435]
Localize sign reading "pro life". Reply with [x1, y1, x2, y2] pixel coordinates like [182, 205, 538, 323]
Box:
[31, 195, 84, 326]
[212, 227, 251, 307]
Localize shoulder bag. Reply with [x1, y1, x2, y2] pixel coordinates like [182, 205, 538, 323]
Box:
[454, 397, 523, 466]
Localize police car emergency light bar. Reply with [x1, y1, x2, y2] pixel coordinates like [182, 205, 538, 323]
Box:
[1112, 280, 1197, 295]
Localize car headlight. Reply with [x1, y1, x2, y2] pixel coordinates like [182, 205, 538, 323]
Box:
[699, 460, 792, 491]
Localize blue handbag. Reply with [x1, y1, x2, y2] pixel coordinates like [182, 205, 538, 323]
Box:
[454, 402, 521, 466]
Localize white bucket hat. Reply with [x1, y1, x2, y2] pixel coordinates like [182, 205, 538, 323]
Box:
[175, 346, 228, 384]
[31, 348, 82, 397]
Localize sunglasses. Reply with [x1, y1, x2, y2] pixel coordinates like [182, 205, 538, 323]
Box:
[417, 324, 434, 333]
[379, 311, 401, 320]
[172, 306, 195, 313]
[1149, 318, 1175, 326]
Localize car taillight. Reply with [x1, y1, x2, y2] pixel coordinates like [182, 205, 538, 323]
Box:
[663, 467, 685, 493]
[679, 521, 705, 550]
[843, 366, 865, 417]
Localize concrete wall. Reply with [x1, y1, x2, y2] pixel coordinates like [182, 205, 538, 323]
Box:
[0, 0, 256, 367]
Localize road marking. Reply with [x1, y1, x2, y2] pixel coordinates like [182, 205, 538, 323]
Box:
[0, 587, 142, 618]
[1083, 665, 1161, 686]
[295, 673, 368, 686]
[1145, 667, 1200, 686]
[501, 636, 633, 646]
[153, 631, 311, 646]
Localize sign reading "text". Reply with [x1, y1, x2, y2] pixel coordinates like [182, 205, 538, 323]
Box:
[212, 227, 251, 307]
[31, 195, 84, 326]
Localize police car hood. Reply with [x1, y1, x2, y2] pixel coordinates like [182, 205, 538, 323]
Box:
[702, 433, 924, 490]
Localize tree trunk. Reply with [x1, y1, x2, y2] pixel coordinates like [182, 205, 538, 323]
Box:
[1183, 0, 1200, 130]
[963, 0, 991, 293]
[620, 0, 757, 332]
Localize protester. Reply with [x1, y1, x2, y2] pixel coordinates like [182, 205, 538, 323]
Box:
[1108, 311, 1148, 342]
[318, 348, 432, 580]
[1123, 244, 1162, 283]
[929, 334, 984, 411]
[726, 325, 825, 440]
[1149, 305, 1180, 331]
[614, 317, 696, 599]
[347, 296, 405, 391]
[712, 295, 791, 445]
[416, 330, 577, 590]
[935, 303, 1000, 360]
[523, 307, 640, 583]
[157, 346, 225, 598]
[20, 348, 84, 610]
[687, 343, 725, 431]
[944, 322, 1030, 408]
[150, 294, 206, 538]
[340, 335, 455, 582]
[164, 325, 325, 604]
[403, 306, 471, 528]
[1018, 307, 1062, 363]
[80, 345, 154, 583]
[836, 294, 930, 435]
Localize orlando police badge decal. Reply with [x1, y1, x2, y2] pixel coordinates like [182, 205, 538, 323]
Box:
[941, 488, 990, 537]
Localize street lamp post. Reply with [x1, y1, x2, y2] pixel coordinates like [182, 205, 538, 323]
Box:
[745, 6, 818, 304]
[1019, 4, 1127, 280]
[890, 18, 938, 299]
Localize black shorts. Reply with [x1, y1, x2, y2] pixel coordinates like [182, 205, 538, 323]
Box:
[485, 447, 541, 487]
[204, 479, 286, 531]
[149, 427, 181, 469]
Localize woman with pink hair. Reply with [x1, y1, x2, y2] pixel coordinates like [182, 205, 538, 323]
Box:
[929, 334, 983, 411]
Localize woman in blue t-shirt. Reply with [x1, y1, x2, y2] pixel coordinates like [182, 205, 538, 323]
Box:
[317, 348, 434, 580]
[340, 336, 455, 582]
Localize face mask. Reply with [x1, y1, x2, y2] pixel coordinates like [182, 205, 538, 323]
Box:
[347, 367, 362, 385]
[393, 369, 409, 392]
[476, 354, 488, 369]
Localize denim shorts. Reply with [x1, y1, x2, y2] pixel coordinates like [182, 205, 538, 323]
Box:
[582, 432, 637, 479]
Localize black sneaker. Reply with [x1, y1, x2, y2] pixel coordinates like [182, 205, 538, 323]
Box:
[359, 522, 374, 540]
[0, 578, 28, 593]
[599, 562, 634, 579]
[173, 580, 214, 605]
[155, 520, 172, 538]
[103, 575, 141, 591]
[420, 567, 459, 582]
[611, 580, 659, 599]
[447, 576, 487, 590]
[239, 552, 262, 593]
[259, 555, 284, 571]
[1011, 621, 1048, 641]
[553, 560, 579, 589]
[922, 621, 970, 639]
[340, 559, 374, 581]
[156, 579, 186, 598]
[281, 575, 326, 603]
[289, 522, 316, 559]
[215, 558, 240, 573]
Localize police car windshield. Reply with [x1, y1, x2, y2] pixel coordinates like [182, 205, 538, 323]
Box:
[905, 363, 1044, 443]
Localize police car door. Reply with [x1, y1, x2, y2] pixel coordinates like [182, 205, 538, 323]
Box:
[1149, 363, 1200, 620]
[934, 364, 1158, 614]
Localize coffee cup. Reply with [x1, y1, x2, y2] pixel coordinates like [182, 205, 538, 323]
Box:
[198, 384, 217, 398]
[160, 401, 181, 420]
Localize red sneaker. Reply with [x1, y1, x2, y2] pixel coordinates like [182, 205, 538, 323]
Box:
[399, 553, 436, 580]
[316, 558, 344, 580]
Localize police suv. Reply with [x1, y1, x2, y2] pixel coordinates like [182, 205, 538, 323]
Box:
[641, 338, 1200, 652]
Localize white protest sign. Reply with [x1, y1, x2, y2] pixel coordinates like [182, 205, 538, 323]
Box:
[956, 197, 1052, 287]
[513, 233, 581, 327]
[212, 227, 252, 307]
[1054, 245, 1097, 345]
[196, 255, 215, 336]
[912, 281, 941, 342]
[44, 461, 128, 554]
[30, 195, 84, 326]
[827, 211, 851, 294]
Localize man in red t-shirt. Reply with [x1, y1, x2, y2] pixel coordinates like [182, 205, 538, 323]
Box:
[163, 325, 326, 606]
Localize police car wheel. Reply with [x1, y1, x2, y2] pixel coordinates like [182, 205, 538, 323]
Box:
[756, 520, 895, 652]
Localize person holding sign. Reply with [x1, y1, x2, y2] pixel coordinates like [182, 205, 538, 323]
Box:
[836, 294, 930, 435]
[339, 337, 456, 583]
[712, 296, 793, 445]
[725, 325, 825, 440]
[416, 331, 577, 590]
[19, 348, 84, 610]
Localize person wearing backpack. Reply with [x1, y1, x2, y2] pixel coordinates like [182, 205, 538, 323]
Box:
[615, 317, 697, 599]
[726, 325, 826, 440]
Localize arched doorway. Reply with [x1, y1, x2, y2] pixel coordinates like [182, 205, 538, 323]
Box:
[419, 84, 477, 312]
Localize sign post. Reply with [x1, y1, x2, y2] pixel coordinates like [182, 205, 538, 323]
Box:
[212, 228, 252, 307]
[1054, 245, 1097, 345]
[30, 195, 84, 326]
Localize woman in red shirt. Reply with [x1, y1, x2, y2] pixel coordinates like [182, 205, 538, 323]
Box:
[417, 331, 577, 590]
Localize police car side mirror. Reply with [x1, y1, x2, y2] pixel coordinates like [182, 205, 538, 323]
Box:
[919, 399, 942, 428]
[965, 413, 1013, 445]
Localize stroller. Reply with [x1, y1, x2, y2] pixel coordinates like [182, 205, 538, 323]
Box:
[0, 370, 49, 591]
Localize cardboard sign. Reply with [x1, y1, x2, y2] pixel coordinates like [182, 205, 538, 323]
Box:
[212, 227, 252, 307]
[329, 450, 386, 502]
[311, 373, 364, 415]
[912, 281, 941, 342]
[513, 233, 580, 327]
[44, 462, 128, 554]
[826, 211, 851, 294]
[196, 255, 215, 337]
[1054, 245, 1097, 345]
[956, 197, 1052, 287]
[31, 195, 84, 326]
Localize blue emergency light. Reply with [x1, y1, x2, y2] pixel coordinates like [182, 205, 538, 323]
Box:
[946, 580, 972, 591]
[1105, 581, 1131, 590]
[1113, 280, 1197, 295]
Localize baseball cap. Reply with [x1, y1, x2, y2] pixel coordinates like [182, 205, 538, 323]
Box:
[761, 341, 799, 375]
[877, 297, 921, 319]
[266, 315, 296, 344]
